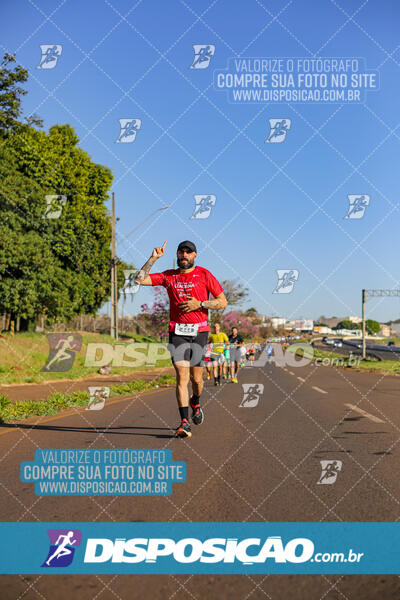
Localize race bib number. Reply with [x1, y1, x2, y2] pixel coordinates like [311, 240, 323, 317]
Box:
[175, 323, 199, 336]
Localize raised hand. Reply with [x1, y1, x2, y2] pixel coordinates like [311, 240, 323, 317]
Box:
[151, 240, 167, 260]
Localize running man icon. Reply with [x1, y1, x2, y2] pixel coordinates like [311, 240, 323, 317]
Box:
[116, 119, 142, 143]
[42, 529, 82, 568]
[123, 270, 140, 295]
[86, 386, 110, 411]
[273, 270, 299, 294]
[344, 194, 370, 219]
[46, 532, 77, 566]
[317, 460, 342, 485]
[42, 334, 82, 372]
[37, 45, 62, 69]
[190, 194, 217, 219]
[190, 45, 215, 69]
[265, 119, 291, 143]
[240, 383, 264, 408]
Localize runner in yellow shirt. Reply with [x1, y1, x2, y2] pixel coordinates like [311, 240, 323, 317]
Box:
[209, 323, 229, 386]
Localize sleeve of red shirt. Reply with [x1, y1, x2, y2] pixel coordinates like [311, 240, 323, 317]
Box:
[205, 269, 224, 298]
[149, 272, 166, 286]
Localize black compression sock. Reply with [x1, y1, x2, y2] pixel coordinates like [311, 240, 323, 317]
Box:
[179, 406, 189, 421]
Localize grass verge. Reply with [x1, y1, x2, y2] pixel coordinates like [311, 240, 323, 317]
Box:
[0, 374, 176, 424]
[0, 332, 172, 385]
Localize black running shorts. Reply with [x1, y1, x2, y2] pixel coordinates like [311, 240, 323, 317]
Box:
[168, 331, 209, 366]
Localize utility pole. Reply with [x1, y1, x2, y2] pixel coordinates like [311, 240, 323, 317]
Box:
[361, 289, 366, 360]
[110, 192, 118, 339]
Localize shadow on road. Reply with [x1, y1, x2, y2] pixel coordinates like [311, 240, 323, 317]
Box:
[0, 423, 174, 439]
[314, 450, 353, 455]
[342, 430, 387, 435]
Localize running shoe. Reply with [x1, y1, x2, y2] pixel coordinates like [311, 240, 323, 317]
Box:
[231, 377, 238, 383]
[175, 418, 192, 438]
[190, 398, 204, 426]
[207, 373, 211, 380]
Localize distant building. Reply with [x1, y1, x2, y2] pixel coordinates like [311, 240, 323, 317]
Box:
[347, 316, 362, 323]
[313, 326, 334, 334]
[379, 324, 391, 337]
[318, 317, 341, 329]
[296, 319, 313, 331]
[335, 329, 362, 337]
[286, 319, 313, 331]
[260, 315, 271, 324]
[389, 323, 400, 335]
[271, 317, 286, 329]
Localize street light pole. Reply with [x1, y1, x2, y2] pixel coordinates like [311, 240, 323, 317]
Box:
[362, 288, 366, 360]
[110, 202, 169, 339]
[111, 192, 118, 339]
[117, 206, 170, 248]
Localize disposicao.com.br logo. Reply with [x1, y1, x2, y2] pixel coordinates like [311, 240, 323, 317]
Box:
[82, 536, 363, 566]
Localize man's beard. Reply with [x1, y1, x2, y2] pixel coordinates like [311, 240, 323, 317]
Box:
[177, 258, 194, 270]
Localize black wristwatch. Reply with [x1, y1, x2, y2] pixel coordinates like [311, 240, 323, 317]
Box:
[200, 301, 206, 308]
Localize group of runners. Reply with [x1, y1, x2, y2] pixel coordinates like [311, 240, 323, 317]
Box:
[204, 323, 245, 385]
[135, 240, 254, 439]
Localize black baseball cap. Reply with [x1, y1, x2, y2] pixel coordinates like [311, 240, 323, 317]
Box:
[177, 240, 197, 253]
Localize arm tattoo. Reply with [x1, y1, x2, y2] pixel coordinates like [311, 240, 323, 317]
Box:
[135, 257, 156, 283]
[201, 298, 225, 310]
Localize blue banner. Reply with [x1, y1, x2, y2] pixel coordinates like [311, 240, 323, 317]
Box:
[0, 522, 399, 574]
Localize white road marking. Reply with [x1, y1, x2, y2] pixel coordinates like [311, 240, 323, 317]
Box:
[297, 377, 305, 382]
[344, 404, 385, 424]
[289, 371, 295, 376]
[312, 386, 328, 394]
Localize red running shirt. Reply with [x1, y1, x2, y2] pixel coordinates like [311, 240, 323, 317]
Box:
[149, 266, 224, 332]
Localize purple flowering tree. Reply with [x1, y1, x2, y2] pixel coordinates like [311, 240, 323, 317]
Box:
[221, 310, 259, 339]
[141, 287, 169, 340]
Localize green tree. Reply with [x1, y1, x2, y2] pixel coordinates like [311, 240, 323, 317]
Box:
[0, 54, 130, 327]
[0, 129, 126, 325]
[335, 320, 360, 330]
[366, 319, 380, 334]
[0, 53, 42, 134]
[222, 279, 249, 309]
[206, 279, 249, 327]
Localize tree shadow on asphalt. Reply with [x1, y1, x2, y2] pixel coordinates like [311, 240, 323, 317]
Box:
[0, 423, 175, 439]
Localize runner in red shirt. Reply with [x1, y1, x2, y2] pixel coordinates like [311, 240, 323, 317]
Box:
[135, 240, 227, 438]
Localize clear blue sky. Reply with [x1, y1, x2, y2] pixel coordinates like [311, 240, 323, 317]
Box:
[2, 0, 400, 322]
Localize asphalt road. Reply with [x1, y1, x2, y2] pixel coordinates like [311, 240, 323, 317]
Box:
[315, 338, 400, 361]
[1, 361, 400, 599]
